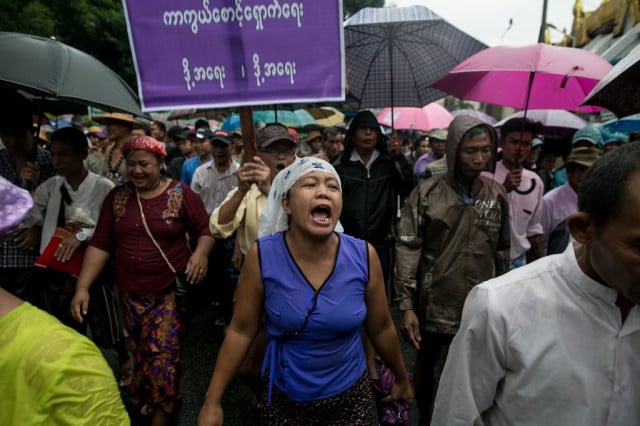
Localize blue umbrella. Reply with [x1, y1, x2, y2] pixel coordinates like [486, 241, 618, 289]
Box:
[221, 109, 316, 131]
[601, 114, 640, 136]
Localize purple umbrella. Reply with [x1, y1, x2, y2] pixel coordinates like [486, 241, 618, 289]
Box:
[450, 109, 497, 125]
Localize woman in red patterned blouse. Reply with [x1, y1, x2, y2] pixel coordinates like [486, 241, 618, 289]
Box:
[71, 136, 214, 425]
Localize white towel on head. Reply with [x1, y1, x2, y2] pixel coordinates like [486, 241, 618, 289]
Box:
[258, 157, 344, 238]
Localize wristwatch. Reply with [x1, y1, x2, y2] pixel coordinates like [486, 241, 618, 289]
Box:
[75, 231, 87, 242]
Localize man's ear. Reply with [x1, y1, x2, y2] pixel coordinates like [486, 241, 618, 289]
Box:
[567, 211, 592, 245]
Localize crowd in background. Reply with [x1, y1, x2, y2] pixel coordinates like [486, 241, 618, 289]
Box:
[1, 91, 639, 425]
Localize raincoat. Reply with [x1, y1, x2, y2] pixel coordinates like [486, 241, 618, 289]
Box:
[394, 116, 510, 335]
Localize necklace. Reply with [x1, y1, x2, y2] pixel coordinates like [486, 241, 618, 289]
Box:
[107, 145, 125, 175]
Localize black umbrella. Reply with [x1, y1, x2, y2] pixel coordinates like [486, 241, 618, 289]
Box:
[344, 5, 487, 110]
[582, 43, 640, 118]
[0, 31, 143, 117]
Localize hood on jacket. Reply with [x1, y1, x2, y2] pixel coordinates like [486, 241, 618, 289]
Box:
[445, 115, 498, 185]
[342, 110, 389, 158]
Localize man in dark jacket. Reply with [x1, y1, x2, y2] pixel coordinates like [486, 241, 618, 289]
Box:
[333, 110, 415, 282]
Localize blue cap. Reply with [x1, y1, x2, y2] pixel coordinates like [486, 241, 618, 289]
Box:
[572, 125, 603, 148]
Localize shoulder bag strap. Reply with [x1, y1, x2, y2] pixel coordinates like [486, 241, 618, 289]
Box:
[135, 189, 176, 274]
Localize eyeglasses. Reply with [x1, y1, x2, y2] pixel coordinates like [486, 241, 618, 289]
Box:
[259, 148, 296, 157]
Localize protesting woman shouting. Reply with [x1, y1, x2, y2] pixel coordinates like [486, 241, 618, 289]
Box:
[198, 157, 412, 425]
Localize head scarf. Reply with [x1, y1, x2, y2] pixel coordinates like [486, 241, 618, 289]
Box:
[0, 175, 33, 236]
[258, 157, 344, 238]
[121, 135, 167, 157]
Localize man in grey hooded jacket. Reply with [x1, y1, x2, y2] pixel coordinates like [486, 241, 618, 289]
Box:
[394, 115, 510, 425]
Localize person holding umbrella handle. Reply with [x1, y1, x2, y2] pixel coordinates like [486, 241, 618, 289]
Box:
[484, 118, 545, 269]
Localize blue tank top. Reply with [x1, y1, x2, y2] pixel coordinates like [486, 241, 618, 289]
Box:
[258, 232, 369, 403]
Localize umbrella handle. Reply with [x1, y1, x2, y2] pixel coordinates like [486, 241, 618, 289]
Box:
[514, 178, 536, 195]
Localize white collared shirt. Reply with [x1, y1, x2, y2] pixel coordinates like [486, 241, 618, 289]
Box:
[432, 244, 640, 426]
[191, 160, 239, 215]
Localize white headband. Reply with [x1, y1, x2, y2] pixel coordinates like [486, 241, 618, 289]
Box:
[258, 157, 344, 238]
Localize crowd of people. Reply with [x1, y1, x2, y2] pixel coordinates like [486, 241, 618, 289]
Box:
[1, 86, 639, 426]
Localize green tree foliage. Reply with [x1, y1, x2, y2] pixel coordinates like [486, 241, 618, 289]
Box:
[0, 0, 136, 90]
[344, 0, 385, 18]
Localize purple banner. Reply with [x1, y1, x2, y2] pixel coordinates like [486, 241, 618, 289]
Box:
[123, 0, 345, 112]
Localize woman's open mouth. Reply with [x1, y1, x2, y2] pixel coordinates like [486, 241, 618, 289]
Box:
[311, 205, 332, 224]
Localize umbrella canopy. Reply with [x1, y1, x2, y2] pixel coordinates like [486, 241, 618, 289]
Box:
[431, 43, 613, 113]
[0, 31, 143, 117]
[377, 103, 453, 131]
[494, 109, 587, 138]
[221, 109, 316, 131]
[344, 5, 487, 109]
[582, 43, 640, 118]
[450, 109, 497, 125]
[305, 107, 345, 127]
[600, 114, 640, 136]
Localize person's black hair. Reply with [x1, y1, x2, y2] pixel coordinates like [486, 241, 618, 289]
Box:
[578, 142, 640, 227]
[322, 127, 339, 140]
[194, 119, 209, 130]
[413, 134, 428, 153]
[139, 122, 151, 136]
[628, 131, 640, 143]
[458, 123, 497, 171]
[150, 120, 166, 133]
[50, 127, 89, 155]
[0, 87, 36, 132]
[500, 117, 540, 140]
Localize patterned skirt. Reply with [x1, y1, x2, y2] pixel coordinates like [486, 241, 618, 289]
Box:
[261, 371, 375, 425]
[119, 286, 182, 414]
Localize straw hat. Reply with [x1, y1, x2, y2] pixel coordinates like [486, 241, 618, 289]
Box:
[93, 112, 143, 129]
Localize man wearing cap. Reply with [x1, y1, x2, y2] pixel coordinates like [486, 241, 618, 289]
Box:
[413, 128, 448, 180]
[523, 137, 543, 170]
[94, 112, 143, 185]
[211, 123, 297, 261]
[552, 125, 603, 189]
[541, 146, 600, 255]
[483, 118, 545, 269]
[191, 130, 239, 323]
[166, 128, 196, 180]
[304, 130, 323, 156]
[181, 128, 213, 186]
[0, 89, 54, 297]
[210, 123, 296, 401]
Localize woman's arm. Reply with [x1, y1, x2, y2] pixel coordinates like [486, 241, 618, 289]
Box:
[185, 234, 215, 283]
[198, 242, 264, 426]
[363, 243, 413, 403]
[70, 246, 111, 323]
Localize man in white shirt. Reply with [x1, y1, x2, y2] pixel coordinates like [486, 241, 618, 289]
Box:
[484, 118, 544, 268]
[432, 142, 640, 426]
[541, 146, 600, 255]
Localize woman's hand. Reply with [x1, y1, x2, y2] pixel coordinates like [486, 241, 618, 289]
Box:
[197, 400, 223, 426]
[185, 251, 208, 284]
[382, 375, 414, 405]
[54, 235, 82, 262]
[70, 287, 90, 323]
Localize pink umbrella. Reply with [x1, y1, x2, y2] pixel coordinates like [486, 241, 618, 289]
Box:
[431, 43, 612, 113]
[377, 103, 453, 131]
